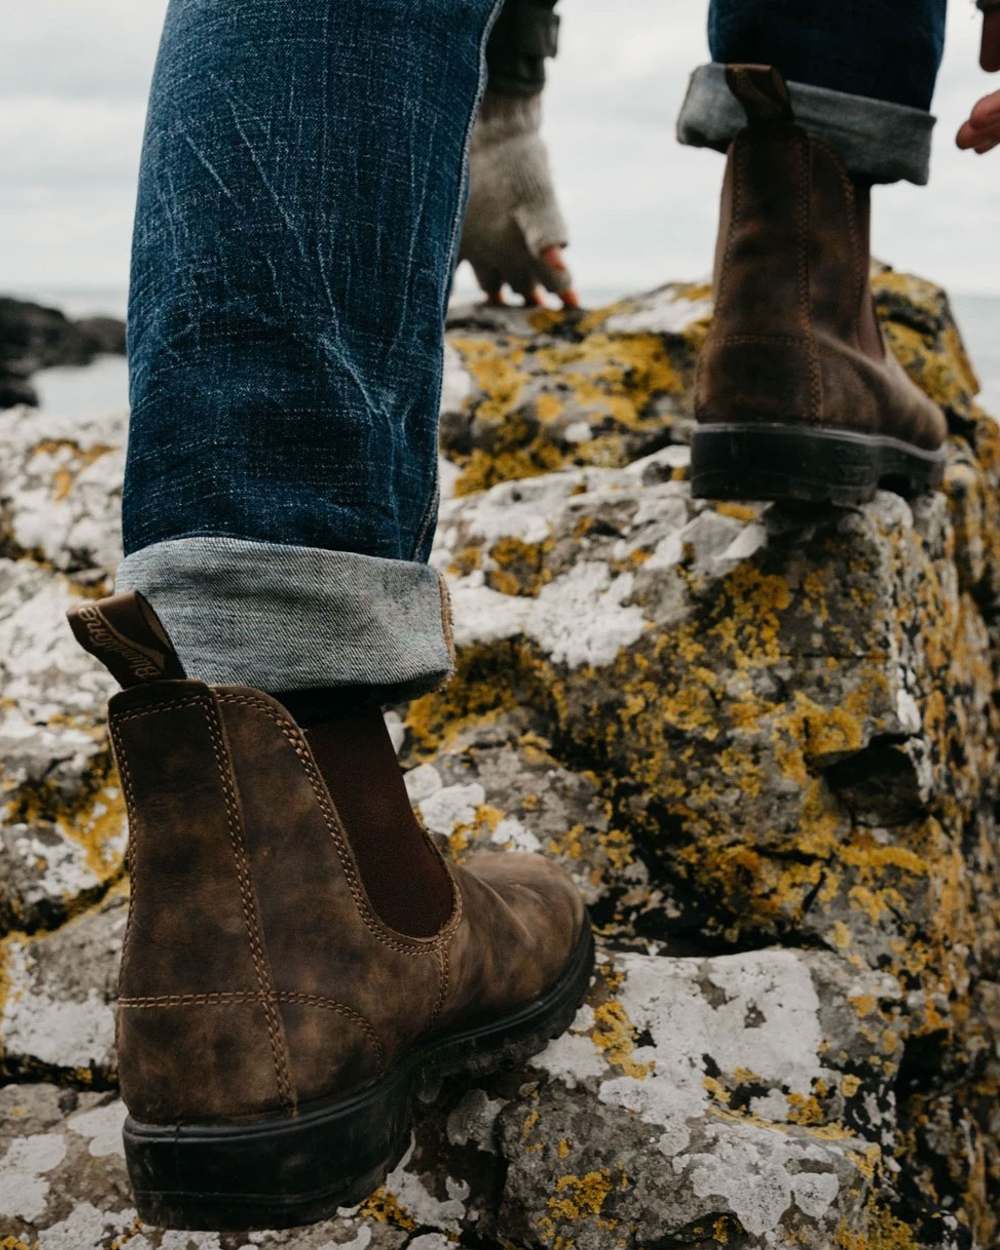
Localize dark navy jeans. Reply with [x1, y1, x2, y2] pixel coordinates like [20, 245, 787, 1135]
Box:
[118, 0, 948, 698]
[710, 0, 947, 112]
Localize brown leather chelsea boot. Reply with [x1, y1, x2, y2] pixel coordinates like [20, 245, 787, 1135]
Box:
[691, 64, 948, 505]
[67, 591, 593, 1232]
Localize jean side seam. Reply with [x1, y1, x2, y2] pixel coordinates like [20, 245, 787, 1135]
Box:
[411, 0, 507, 562]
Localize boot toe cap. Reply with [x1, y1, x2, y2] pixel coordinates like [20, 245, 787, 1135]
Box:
[462, 850, 588, 988]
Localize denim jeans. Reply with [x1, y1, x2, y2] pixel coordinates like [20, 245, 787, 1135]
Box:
[679, 0, 948, 184]
[119, 0, 947, 698]
[118, 0, 500, 697]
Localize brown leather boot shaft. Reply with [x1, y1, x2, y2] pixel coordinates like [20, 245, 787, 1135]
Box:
[106, 671, 586, 1129]
[110, 679, 412, 1122]
[697, 65, 947, 453]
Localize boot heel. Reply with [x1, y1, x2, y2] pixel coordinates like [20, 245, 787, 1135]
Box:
[690, 422, 945, 506]
[123, 1074, 413, 1232]
[123, 923, 594, 1233]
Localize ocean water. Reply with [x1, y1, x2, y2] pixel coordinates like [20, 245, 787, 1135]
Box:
[16, 285, 1000, 422]
[952, 294, 1000, 415]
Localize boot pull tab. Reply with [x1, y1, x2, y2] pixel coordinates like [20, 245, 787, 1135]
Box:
[725, 64, 793, 126]
[67, 590, 187, 688]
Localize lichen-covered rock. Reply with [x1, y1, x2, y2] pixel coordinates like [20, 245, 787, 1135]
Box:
[0, 1082, 410, 1249]
[440, 266, 985, 499]
[0, 562, 124, 934]
[399, 707, 645, 916]
[373, 945, 919, 1250]
[426, 456, 999, 986]
[0, 890, 124, 1085]
[0, 402, 126, 936]
[0, 947, 915, 1250]
[0, 405, 124, 572]
[1, 273, 997, 1248]
[441, 281, 711, 495]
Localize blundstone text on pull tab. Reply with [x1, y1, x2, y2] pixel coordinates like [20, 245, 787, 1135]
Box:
[67, 591, 186, 689]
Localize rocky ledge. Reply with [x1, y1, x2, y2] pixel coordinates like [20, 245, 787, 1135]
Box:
[0, 270, 997, 1250]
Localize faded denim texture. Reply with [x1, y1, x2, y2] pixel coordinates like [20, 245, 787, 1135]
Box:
[677, 67, 939, 185]
[119, 0, 498, 697]
[116, 538, 454, 698]
[121, 0, 948, 696]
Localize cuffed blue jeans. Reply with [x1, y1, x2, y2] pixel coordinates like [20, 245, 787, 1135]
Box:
[119, 0, 947, 699]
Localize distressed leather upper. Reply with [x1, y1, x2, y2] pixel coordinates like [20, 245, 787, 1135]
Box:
[110, 680, 586, 1124]
[697, 69, 947, 452]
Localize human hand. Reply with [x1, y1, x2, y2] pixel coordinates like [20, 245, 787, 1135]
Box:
[460, 92, 579, 309]
[956, 8, 1000, 153]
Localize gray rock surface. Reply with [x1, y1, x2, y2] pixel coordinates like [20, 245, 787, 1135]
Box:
[1, 274, 997, 1248]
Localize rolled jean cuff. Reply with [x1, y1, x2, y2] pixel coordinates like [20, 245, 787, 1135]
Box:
[677, 63, 936, 185]
[115, 537, 455, 701]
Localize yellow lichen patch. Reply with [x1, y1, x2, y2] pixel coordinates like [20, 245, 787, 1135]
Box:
[532, 333, 683, 426]
[28, 439, 114, 503]
[846, 1143, 883, 1183]
[597, 827, 636, 874]
[358, 1188, 417, 1231]
[714, 1214, 736, 1245]
[888, 321, 973, 413]
[109, 1217, 147, 1250]
[557, 1138, 572, 1159]
[786, 1091, 825, 1125]
[847, 884, 902, 926]
[57, 783, 126, 881]
[405, 645, 522, 757]
[547, 1169, 615, 1220]
[475, 804, 503, 833]
[548, 823, 585, 862]
[0, 933, 11, 1028]
[446, 321, 689, 493]
[487, 535, 556, 597]
[448, 545, 482, 578]
[703, 1075, 731, 1106]
[2, 751, 127, 925]
[449, 335, 530, 421]
[448, 825, 471, 858]
[837, 1195, 922, 1250]
[590, 1001, 652, 1079]
[714, 503, 757, 523]
[453, 438, 567, 496]
[708, 564, 793, 667]
[837, 839, 929, 878]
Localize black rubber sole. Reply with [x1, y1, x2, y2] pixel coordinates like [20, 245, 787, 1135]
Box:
[123, 923, 595, 1232]
[690, 422, 946, 506]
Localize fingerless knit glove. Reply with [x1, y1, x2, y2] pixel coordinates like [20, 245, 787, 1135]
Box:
[460, 91, 569, 301]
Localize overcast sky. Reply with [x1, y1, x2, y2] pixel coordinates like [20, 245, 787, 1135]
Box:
[2, 2, 998, 300]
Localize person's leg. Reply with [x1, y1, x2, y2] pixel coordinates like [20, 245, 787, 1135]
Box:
[69, 0, 591, 1230]
[120, 0, 488, 701]
[680, 0, 947, 185]
[679, 5, 949, 504]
